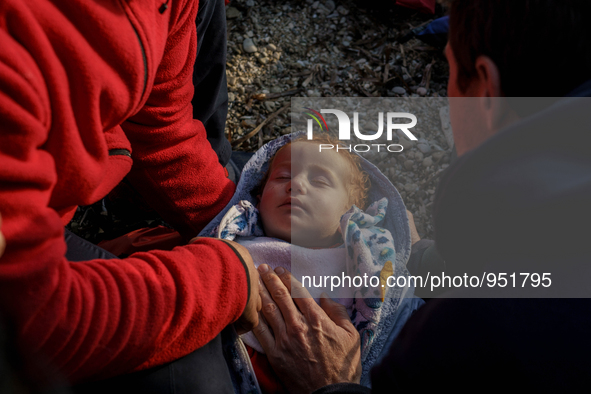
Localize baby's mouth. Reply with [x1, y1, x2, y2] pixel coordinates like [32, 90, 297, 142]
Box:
[283, 198, 305, 211]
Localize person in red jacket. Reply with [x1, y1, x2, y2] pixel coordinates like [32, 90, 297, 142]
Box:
[0, 0, 261, 391]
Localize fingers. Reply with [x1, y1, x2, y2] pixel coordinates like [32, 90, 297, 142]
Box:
[273, 266, 319, 314]
[320, 293, 357, 335]
[259, 264, 308, 329]
[252, 314, 276, 353]
[258, 266, 287, 335]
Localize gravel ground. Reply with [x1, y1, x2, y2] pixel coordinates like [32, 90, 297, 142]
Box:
[225, 0, 452, 240]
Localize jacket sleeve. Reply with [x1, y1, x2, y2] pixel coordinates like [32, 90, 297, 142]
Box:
[121, 0, 235, 240]
[0, 0, 248, 384]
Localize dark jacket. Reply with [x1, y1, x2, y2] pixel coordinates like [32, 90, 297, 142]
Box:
[316, 82, 591, 393]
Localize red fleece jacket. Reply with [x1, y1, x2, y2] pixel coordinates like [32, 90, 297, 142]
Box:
[0, 0, 248, 383]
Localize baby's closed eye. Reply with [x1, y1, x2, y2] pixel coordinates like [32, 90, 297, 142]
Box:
[312, 177, 331, 185]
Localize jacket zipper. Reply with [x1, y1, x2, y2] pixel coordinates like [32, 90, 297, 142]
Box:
[129, 22, 148, 101]
[108, 149, 132, 158]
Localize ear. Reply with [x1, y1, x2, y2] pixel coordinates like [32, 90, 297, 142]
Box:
[474, 55, 503, 98]
[473, 56, 516, 133]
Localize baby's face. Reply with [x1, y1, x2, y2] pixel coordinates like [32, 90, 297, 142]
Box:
[258, 142, 352, 248]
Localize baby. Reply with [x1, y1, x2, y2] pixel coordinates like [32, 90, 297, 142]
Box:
[212, 134, 416, 393]
[257, 134, 369, 249]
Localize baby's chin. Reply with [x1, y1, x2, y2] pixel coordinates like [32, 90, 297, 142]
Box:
[262, 220, 343, 248]
[289, 229, 343, 249]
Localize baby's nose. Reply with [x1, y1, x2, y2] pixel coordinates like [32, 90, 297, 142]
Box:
[290, 176, 307, 194]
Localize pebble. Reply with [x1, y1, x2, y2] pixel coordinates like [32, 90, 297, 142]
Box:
[267, 43, 277, 51]
[417, 143, 431, 154]
[325, 0, 336, 12]
[393, 87, 406, 95]
[365, 121, 379, 131]
[270, 86, 282, 93]
[281, 126, 292, 135]
[414, 151, 424, 161]
[422, 157, 433, 168]
[226, 7, 241, 19]
[404, 160, 414, 171]
[337, 5, 349, 15]
[246, 0, 255, 6]
[398, 138, 413, 150]
[243, 38, 258, 53]
[259, 57, 269, 64]
[228, 92, 235, 102]
[417, 87, 428, 96]
[432, 151, 445, 162]
[227, 75, 237, 86]
[241, 119, 257, 128]
[316, 4, 330, 15]
[404, 183, 417, 193]
[264, 101, 277, 112]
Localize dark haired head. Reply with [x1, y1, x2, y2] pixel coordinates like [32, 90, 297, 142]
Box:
[446, 0, 591, 97]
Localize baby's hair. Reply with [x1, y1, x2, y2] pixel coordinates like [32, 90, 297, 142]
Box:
[257, 134, 370, 209]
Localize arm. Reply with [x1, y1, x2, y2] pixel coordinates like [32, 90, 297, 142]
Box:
[121, 0, 234, 240]
[0, 0, 251, 383]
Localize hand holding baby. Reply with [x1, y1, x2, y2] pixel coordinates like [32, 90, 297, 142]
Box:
[253, 265, 361, 393]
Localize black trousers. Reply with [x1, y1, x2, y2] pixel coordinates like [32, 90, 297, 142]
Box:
[193, 0, 232, 168]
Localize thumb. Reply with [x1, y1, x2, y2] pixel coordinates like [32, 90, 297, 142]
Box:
[319, 293, 353, 330]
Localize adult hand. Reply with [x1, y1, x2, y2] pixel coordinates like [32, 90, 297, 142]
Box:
[406, 210, 421, 245]
[190, 237, 261, 334]
[253, 265, 361, 394]
[0, 213, 5, 258]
